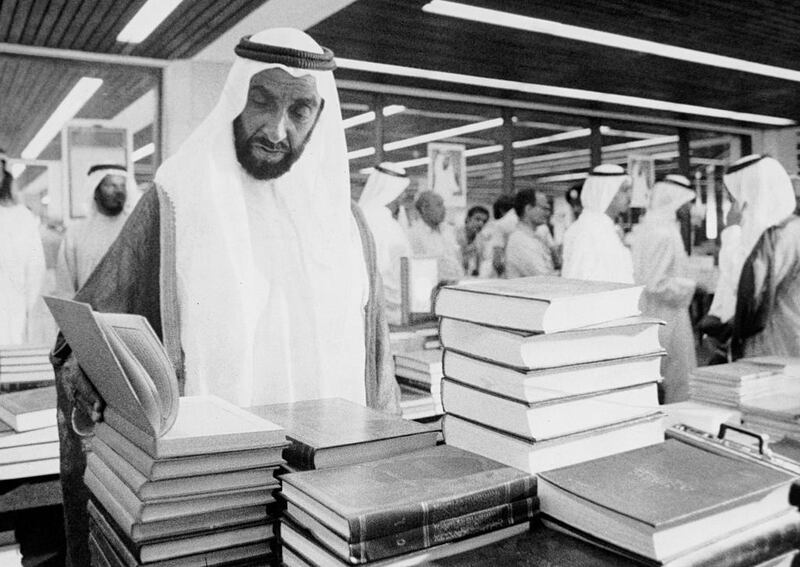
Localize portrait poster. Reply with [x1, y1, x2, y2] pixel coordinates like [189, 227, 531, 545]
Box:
[628, 154, 654, 209]
[428, 143, 466, 208]
[64, 124, 128, 219]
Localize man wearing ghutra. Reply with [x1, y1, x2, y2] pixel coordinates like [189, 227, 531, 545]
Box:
[55, 164, 133, 295]
[52, 28, 400, 566]
[562, 164, 634, 283]
[725, 155, 800, 359]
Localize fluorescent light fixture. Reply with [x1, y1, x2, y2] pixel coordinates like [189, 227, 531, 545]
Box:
[21, 77, 103, 160]
[347, 147, 376, 160]
[132, 142, 155, 162]
[342, 105, 406, 129]
[536, 172, 589, 183]
[336, 58, 794, 126]
[512, 127, 592, 149]
[117, 0, 183, 43]
[384, 117, 503, 151]
[423, 0, 800, 83]
[10, 163, 25, 178]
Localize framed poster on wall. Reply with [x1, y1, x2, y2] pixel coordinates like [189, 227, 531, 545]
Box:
[428, 142, 466, 208]
[64, 123, 129, 219]
[628, 154, 654, 209]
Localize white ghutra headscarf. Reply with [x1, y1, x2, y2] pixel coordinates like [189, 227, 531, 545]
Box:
[155, 29, 368, 407]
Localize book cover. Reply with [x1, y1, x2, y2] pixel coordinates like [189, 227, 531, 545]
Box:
[280, 444, 536, 542]
[439, 316, 663, 370]
[103, 395, 286, 459]
[0, 385, 56, 432]
[247, 398, 437, 470]
[434, 276, 642, 333]
[691, 362, 779, 383]
[88, 497, 274, 564]
[93, 421, 285, 481]
[286, 496, 537, 563]
[538, 439, 796, 559]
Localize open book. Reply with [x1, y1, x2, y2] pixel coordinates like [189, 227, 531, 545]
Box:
[44, 297, 179, 438]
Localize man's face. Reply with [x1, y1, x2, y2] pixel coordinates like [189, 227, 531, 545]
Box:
[606, 179, 632, 218]
[527, 194, 552, 227]
[95, 174, 127, 216]
[420, 194, 446, 228]
[234, 68, 323, 181]
[465, 211, 489, 237]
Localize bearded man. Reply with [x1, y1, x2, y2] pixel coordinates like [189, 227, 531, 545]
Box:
[52, 28, 399, 566]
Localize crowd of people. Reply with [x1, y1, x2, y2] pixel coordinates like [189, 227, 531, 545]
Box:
[0, 27, 799, 565]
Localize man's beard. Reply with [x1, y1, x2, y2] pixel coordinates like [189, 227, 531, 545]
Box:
[95, 189, 126, 216]
[233, 115, 318, 181]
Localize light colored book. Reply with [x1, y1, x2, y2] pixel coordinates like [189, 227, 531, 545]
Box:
[442, 378, 659, 440]
[434, 276, 642, 333]
[0, 425, 57, 448]
[0, 441, 58, 464]
[393, 348, 443, 376]
[439, 316, 662, 370]
[0, 457, 59, 480]
[443, 413, 664, 474]
[443, 350, 664, 403]
[0, 386, 56, 432]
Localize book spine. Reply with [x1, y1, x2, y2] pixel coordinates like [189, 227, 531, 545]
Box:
[350, 496, 537, 563]
[349, 475, 536, 541]
[282, 441, 317, 470]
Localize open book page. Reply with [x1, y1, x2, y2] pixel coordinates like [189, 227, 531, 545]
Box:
[42, 297, 169, 437]
[96, 312, 179, 436]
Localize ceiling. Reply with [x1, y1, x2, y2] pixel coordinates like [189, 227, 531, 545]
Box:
[1, 0, 799, 187]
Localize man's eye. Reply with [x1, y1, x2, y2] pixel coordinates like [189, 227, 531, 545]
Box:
[292, 105, 313, 120]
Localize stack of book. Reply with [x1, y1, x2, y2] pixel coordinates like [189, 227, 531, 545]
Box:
[740, 376, 800, 441]
[279, 444, 538, 566]
[539, 439, 800, 566]
[434, 276, 666, 474]
[394, 348, 444, 419]
[689, 361, 785, 407]
[0, 344, 54, 392]
[44, 297, 287, 566]
[0, 385, 59, 479]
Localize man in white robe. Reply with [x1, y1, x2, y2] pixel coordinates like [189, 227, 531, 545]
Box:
[0, 161, 45, 344]
[630, 175, 697, 402]
[55, 165, 131, 295]
[562, 164, 634, 283]
[358, 163, 413, 325]
[725, 155, 800, 359]
[407, 191, 464, 281]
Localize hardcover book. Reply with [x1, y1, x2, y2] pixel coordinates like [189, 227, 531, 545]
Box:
[441, 378, 659, 440]
[248, 398, 438, 470]
[443, 350, 664, 403]
[280, 444, 536, 542]
[439, 316, 663, 370]
[434, 276, 642, 333]
[394, 349, 443, 377]
[0, 385, 56, 432]
[538, 439, 796, 561]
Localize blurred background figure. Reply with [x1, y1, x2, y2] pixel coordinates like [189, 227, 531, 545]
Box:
[456, 205, 489, 276]
[630, 174, 698, 403]
[0, 158, 46, 344]
[565, 183, 583, 220]
[55, 164, 131, 296]
[408, 190, 464, 282]
[505, 189, 556, 278]
[562, 164, 634, 283]
[725, 155, 800, 359]
[478, 194, 516, 278]
[357, 163, 413, 325]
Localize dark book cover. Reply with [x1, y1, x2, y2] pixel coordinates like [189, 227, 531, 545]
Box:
[247, 398, 437, 469]
[281, 444, 536, 542]
[539, 439, 795, 530]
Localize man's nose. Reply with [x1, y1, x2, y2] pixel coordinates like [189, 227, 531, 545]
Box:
[262, 112, 288, 143]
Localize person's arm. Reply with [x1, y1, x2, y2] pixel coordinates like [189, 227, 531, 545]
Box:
[633, 230, 695, 307]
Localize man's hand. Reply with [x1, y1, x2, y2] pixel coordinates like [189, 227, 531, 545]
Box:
[62, 355, 105, 425]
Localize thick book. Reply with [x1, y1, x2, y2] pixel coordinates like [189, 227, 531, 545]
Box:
[247, 398, 438, 470]
[103, 396, 286, 459]
[439, 316, 663, 370]
[280, 444, 536, 542]
[286, 496, 537, 563]
[84, 454, 278, 523]
[89, 436, 276, 501]
[393, 349, 443, 377]
[538, 439, 797, 561]
[543, 508, 800, 567]
[0, 424, 57, 448]
[93, 421, 284, 481]
[442, 378, 659, 440]
[0, 457, 59, 480]
[87, 498, 274, 564]
[443, 412, 664, 474]
[434, 276, 642, 333]
[281, 519, 529, 567]
[399, 384, 443, 421]
[88, 525, 273, 567]
[0, 385, 56, 432]
[0, 441, 58, 464]
[443, 350, 664, 403]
